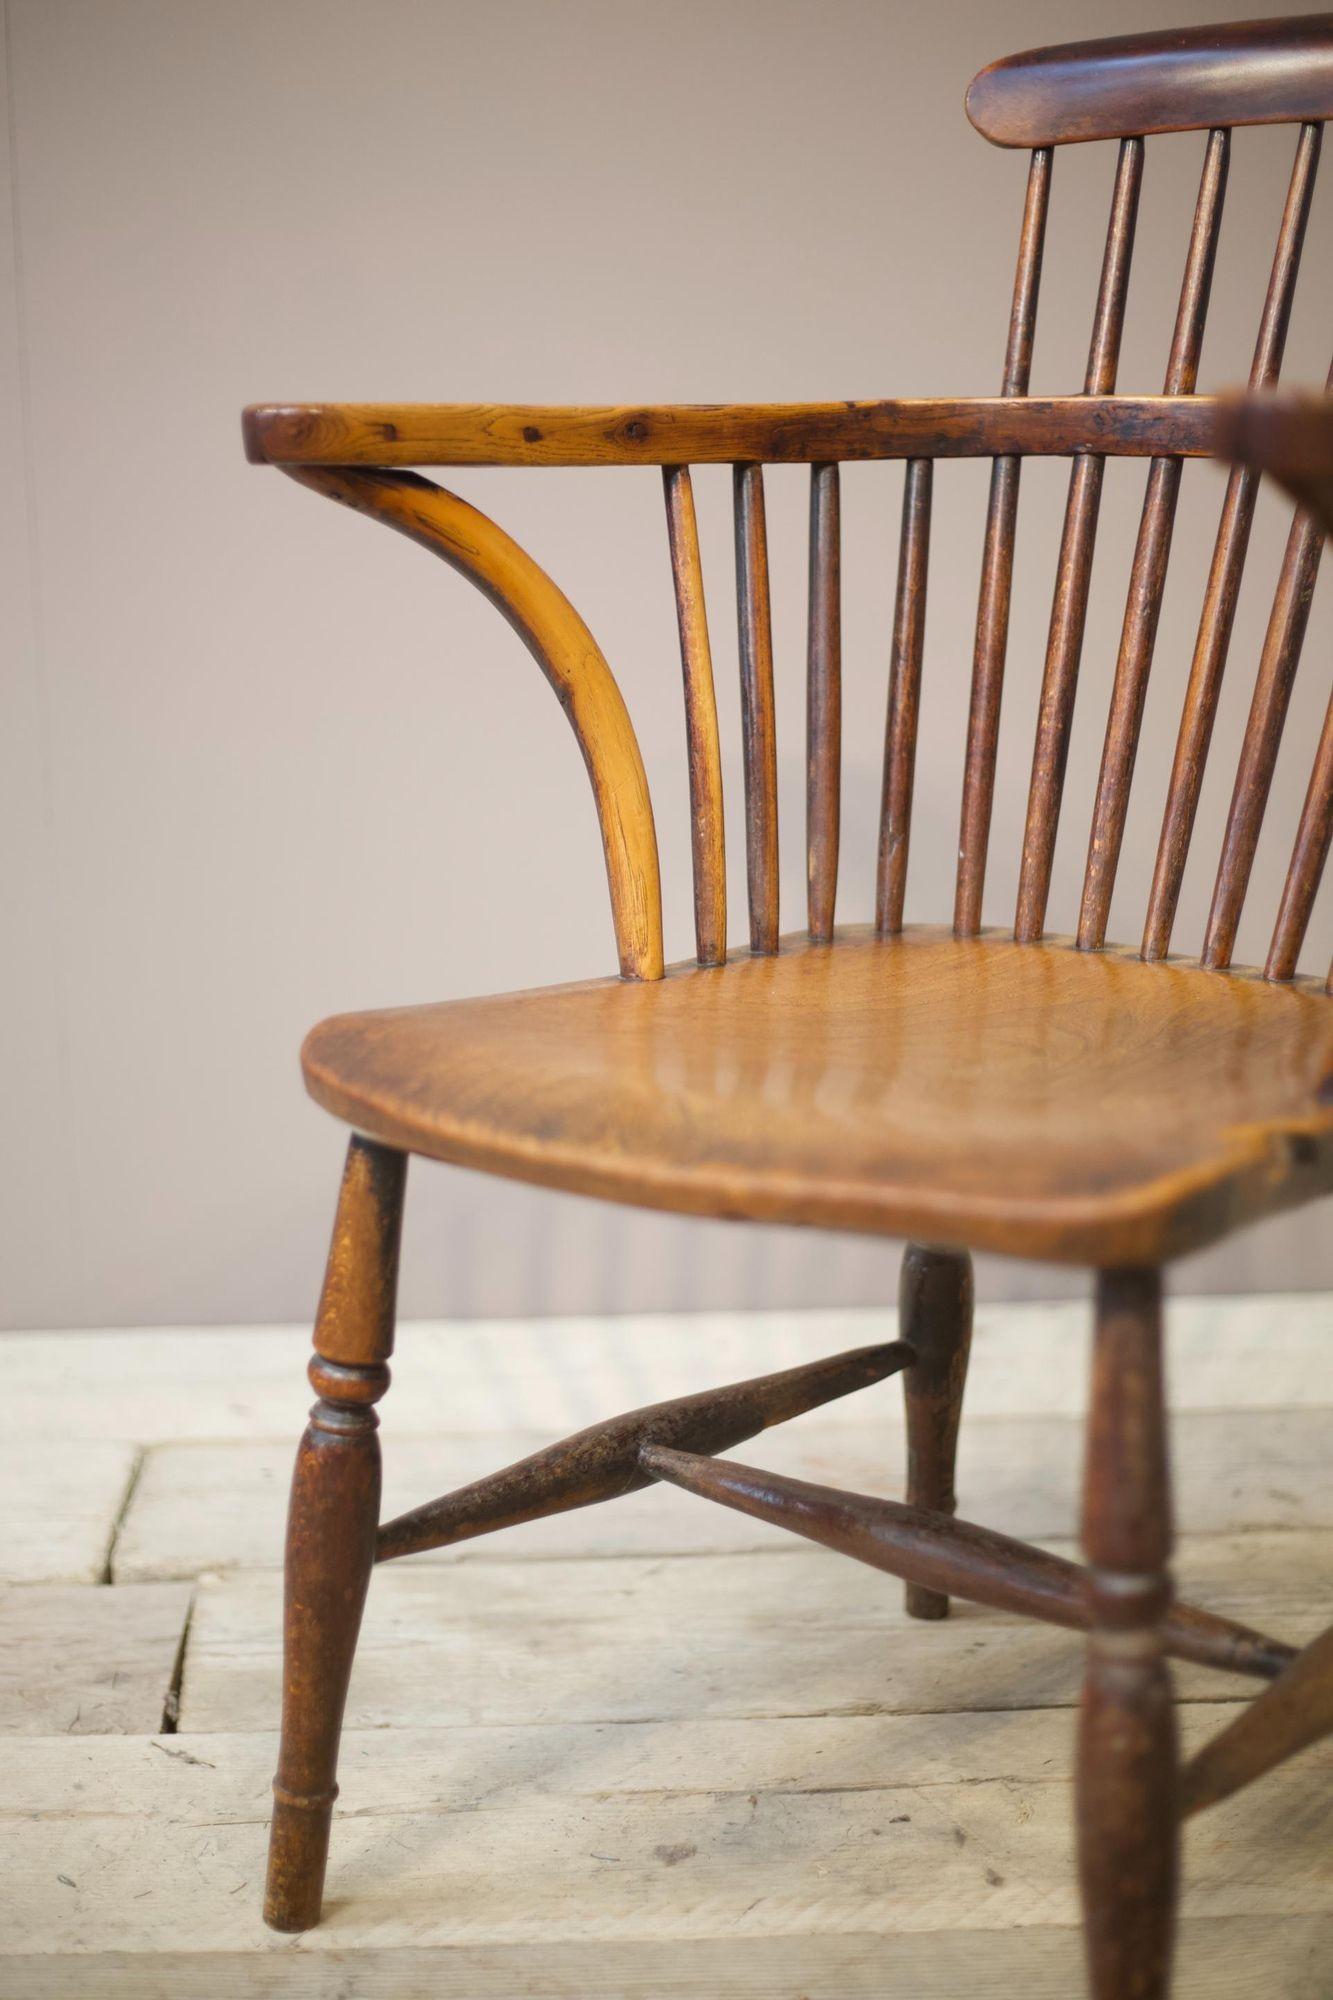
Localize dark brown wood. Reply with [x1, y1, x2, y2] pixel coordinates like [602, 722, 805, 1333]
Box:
[956, 148, 1052, 938]
[375, 1341, 911, 1562]
[245, 395, 1222, 470]
[636, 1445, 1293, 1682]
[807, 463, 841, 942]
[876, 460, 933, 934]
[1145, 121, 1321, 962]
[1203, 503, 1325, 968]
[898, 1244, 973, 1619]
[733, 462, 779, 953]
[1016, 138, 1142, 945]
[663, 465, 727, 966]
[1267, 685, 1333, 980]
[1219, 386, 1333, 979]
[967, 14, 1333, 149]
[1079, 128, 1229, 952]
[265, 1135, 406, 1934]
[1077, 1267, 1177, 2000]
[1180, 1623, 1333, 1817]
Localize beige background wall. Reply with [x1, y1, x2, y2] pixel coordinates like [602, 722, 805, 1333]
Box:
[3, 0, 1331, 1331]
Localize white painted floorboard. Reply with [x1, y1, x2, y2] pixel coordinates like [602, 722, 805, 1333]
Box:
[0, 1300, 1329, 1997]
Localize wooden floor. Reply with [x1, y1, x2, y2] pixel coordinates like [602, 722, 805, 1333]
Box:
[2, 1296, 1330, 1998]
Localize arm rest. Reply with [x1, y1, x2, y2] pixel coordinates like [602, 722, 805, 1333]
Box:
[244, 396, 1218, 470]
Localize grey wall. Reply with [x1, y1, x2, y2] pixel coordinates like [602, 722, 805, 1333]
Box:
[3, 0, 1331, 1331]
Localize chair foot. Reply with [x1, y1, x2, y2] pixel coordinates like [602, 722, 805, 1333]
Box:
[1077, 1266, 1179, 1999]
[899, 1243, 973, 1618]
[266, 1785, 338, 1933]
[263, 1136, 406, 1934]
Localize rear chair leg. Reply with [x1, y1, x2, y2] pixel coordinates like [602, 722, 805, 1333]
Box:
[900, 1244, 974, 1618]
[264, 1135, 407, 1933]
[1078, 1266, 1179, 1999]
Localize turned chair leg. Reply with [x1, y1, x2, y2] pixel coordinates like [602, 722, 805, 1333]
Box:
[1077, 1267, 1179, 1999]
[264, 1135, 407, 1934]
[899, 1243, 974, 1619]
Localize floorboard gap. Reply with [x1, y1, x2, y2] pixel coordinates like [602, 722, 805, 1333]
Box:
[99, 1445, 147, 1585]
[159, 1584, 196, 1733]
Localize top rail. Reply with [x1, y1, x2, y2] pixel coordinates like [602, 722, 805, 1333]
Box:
[245, 397, 1221, 469]
[967, 13, 1333, 148]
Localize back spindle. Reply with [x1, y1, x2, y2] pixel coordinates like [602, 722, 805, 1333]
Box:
[956, 145, 1052, 936]
[1203, 400, 1329, 970]
[663, 465, 727, 966]
[1266, 684, 1333, 981]
[1144, 120, 1322, 961]
[1016, 135, 1144, 945]
[807, 462, 842, 942]
[1079, 128, 1229, 951]
[733, 463, 779, 953]
[877, 459, 934, 934]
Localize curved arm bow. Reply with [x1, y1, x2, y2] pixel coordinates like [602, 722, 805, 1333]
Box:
[282, 465, 664, 981]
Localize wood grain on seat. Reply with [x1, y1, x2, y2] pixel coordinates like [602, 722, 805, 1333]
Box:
[302, 928, 1333, 1268]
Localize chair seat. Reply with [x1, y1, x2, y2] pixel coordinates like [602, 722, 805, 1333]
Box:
[302, 926, 1333, 1266]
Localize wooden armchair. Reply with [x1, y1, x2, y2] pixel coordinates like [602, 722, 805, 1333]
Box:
[242, 16, 1333, 1995]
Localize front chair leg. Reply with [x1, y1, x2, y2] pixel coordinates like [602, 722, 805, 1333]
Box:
[264, 1135, 407, 1933]
[1078, 1267, 1179, 1999]
[899, 1243, 973, 1618]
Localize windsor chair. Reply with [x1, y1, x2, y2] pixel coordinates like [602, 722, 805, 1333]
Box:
[243, 15, 1333, 1996]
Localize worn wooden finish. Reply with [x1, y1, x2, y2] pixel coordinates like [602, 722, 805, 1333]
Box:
[374, 1342, 910, 1564]
[1220, 388, 1333, 982]
[1203, 503, 1325, 968]
[1016, 138, 1142, 946]
[280, 465, 663, 983]
[1077, 1268, 1177, 2000]
[898, 1245, 973, 1619]
[955, 145, 1051, 936]
[876, 461, 933, 934]
[662, 466, 727, 965]
[1267, 687, 1333, 981]
[118, 1407, 1333, 1583]
[244, 395, 1222, 469]
[732, 463, 779, 952]
[299, 929, 1333, 1268]
[807, 465, 841, 942]
[1144, 121, 1321, 962]
[967, 14, 1333, 148]
[1079, 128, 1229, 952]
[636, 1447, 1293, 1683]
[247, 16, 1333, 1958]
[265, 1136, 406, 1934]
[1181, 1623, 1333, 1817]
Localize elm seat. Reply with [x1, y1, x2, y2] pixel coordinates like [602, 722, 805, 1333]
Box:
[303, 927, 1333, 1268]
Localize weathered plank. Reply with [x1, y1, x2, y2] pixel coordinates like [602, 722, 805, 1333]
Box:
[0, 1718, 1327, 1994]
[178, 1531, 1329, 1734]
[0, 1582, 192, 1734]
[0, 1439, 140, 1585]
[114, 1408, 1332, 1581]
[8, 1925, 1333, 2000]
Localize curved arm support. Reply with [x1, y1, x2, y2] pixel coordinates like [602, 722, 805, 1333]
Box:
[282, 464, 664, 981]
